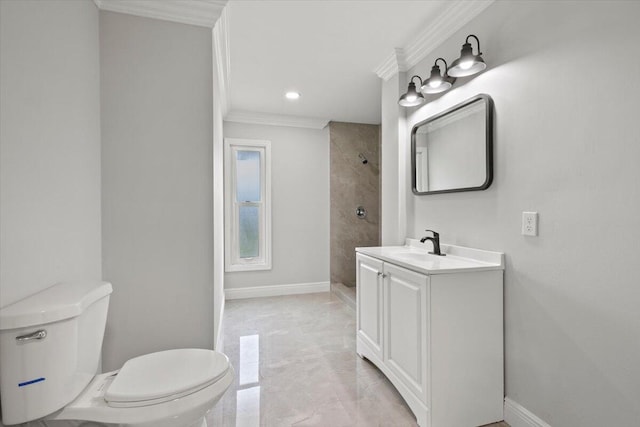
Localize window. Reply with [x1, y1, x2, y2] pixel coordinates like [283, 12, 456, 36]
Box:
[224, 138, 271, 272]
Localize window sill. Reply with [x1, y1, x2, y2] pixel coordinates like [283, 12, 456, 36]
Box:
[226, 263, 272, 273]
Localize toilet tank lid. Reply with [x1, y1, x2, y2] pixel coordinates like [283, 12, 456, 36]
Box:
[0, 281, 113, 330]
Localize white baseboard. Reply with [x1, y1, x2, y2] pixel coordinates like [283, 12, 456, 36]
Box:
[504, 397, 552, 427]
[225, 281, 330, 300]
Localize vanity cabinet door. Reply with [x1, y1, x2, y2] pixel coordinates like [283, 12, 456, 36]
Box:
[384, 262, 429, 403]
[356, 254, 384, 359]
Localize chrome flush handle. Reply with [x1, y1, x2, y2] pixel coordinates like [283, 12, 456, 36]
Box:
[16, 329, 47, 342]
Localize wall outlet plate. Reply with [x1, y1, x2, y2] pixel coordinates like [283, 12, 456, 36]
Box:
[522, 212, 538, 236]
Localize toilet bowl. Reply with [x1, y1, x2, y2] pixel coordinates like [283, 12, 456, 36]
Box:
[0, 282, 233, 426]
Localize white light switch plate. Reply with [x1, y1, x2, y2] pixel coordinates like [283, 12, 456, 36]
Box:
[522, 212, 538, 236]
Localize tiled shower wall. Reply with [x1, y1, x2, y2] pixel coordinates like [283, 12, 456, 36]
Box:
[330, 122, 380, 287]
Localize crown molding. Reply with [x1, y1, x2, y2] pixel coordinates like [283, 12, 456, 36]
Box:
[374, 48, 409, 81]
[94, 0, 227, 28]
[225, 111, 329, 130]
[374, 0, 495, 81]
[403, 0, 495, 67]
[213, 8, 230, 116]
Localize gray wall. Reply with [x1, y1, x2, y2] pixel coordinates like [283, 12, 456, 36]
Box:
[223, 121, 329, 289]
[100, 11, 214, 370]
[380, 72, 408, 246]
[0, 0, 102, 307]
[329, 122, 380, 287]
[399, 1, 640, 425]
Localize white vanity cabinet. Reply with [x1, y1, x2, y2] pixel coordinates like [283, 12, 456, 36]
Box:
[356, 242, 505, 427]
[383, 262, 429, 405]
[356, 255, 384, 360]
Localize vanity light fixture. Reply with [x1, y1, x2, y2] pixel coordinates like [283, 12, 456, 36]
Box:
[285, 91, 301, 100]
[448, 34, 486, 78]
[398, 76, 426, 107]
[420, 58, 456, 94]
[398, 34, 487, 107]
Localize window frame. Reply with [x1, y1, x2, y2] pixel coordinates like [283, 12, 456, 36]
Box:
[224, 138, 272, 272]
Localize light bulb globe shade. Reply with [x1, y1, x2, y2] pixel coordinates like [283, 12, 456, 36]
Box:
[448, 41, 486, 77]
[459, 60, 474, 70]
[421, 80, 453, 94]
[398, 81, 425, 107]
[420, 61, 455, 94]
[427, 64, 443, 88]
[398, 92, 425, 107]
[448, 57, 486, 77]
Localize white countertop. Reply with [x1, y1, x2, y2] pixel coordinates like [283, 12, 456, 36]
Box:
[356, 239, 504, 275]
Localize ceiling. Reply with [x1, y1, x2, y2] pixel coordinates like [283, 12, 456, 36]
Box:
[95, 0, 227, 28]
[226, 1, 451, 125]
[94, 0, 494, 126]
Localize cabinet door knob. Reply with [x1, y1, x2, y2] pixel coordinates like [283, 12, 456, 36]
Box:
[377, 271, 382, 276]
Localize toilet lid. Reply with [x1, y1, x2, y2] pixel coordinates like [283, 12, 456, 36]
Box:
[105, 349, 230, 407]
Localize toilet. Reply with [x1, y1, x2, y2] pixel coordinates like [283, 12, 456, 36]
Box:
[0, 281, 234, 427]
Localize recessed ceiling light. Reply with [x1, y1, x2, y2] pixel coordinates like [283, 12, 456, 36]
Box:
[285, 91, 301, 100]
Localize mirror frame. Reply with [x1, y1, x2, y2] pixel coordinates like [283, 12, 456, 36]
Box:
[411, 93, 494, 195]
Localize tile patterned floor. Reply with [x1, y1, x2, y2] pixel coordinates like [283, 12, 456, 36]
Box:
[207, 292, 508, 427]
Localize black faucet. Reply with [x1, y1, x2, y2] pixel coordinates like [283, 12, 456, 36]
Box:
[420, 230, 446, 256]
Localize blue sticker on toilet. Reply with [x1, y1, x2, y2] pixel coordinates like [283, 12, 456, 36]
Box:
[18, 377, 45, 387]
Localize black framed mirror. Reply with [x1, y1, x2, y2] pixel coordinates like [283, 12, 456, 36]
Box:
[411, 94, 494, 195]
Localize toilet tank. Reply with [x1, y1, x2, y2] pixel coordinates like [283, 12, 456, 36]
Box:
[0, 281, 112, 425]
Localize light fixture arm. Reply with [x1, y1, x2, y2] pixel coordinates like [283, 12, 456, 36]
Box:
[466, 34, 482, 55]
[409, 75, 423, 86]
[434, 58, 449, 75]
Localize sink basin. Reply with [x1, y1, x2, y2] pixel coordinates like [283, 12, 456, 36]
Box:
[355, 239, 505, 275]
[393, 251, 437, 262]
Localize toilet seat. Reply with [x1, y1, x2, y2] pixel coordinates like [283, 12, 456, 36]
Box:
[106, 349, 230, 408]
[48, 349, 234, 427]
